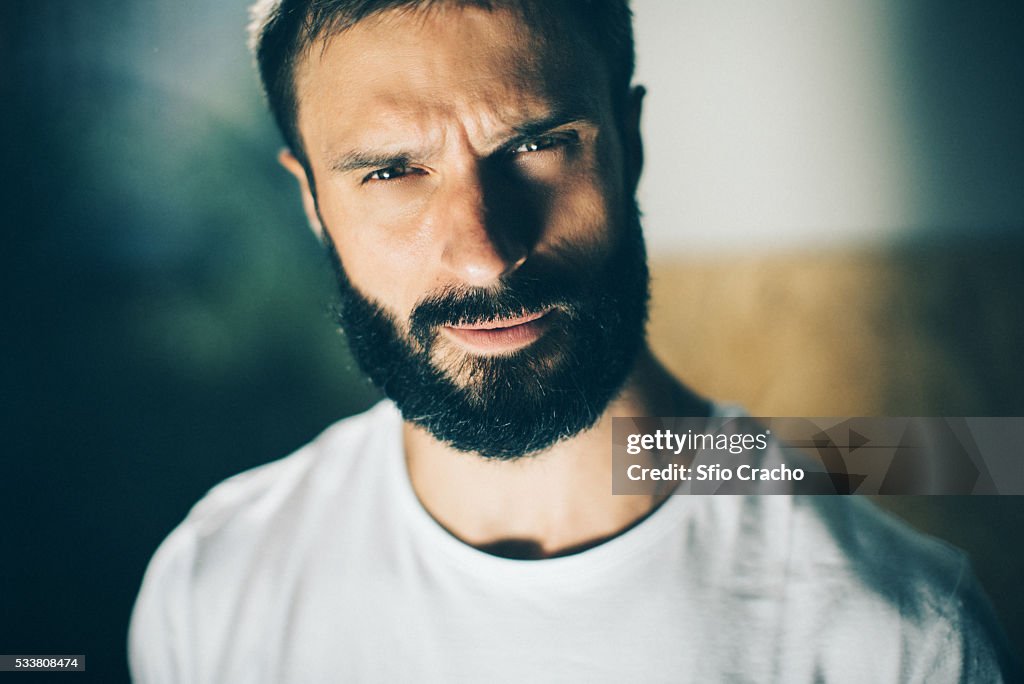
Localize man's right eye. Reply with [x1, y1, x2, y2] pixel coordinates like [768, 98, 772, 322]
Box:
[363, 166, 410, 182]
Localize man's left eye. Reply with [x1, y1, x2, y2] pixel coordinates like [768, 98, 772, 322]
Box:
[511, 136, 563, 154]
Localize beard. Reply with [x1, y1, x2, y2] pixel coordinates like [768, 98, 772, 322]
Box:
[324, 203, 649, 460]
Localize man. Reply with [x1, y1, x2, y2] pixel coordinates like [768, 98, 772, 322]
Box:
[130, 1, 1018, 681]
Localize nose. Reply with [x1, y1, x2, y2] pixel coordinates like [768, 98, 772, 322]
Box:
[437, 167, 528, 287]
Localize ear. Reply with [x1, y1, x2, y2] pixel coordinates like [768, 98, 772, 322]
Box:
[623, 85, 646, 195]
[278, 148, 323, 237]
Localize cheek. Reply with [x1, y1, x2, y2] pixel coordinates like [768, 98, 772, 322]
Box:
[541, 174, 619, 257]
[318, 185, 439, 318]
[540, 132, 627, 256]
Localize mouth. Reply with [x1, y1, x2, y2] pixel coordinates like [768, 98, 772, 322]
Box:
[440, 309, 555, 355]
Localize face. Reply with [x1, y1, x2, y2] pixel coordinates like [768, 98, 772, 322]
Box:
[285, 4, 648, 458]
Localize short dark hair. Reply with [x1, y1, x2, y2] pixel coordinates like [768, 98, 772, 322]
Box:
[247, 0, 635, 167]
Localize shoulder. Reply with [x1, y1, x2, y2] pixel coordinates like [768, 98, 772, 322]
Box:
[765, 496, 1019, 680]
[129, 400, 402, 682]
[737, 494, 974, 633]
[144, 399, 399, 559]
[791, 496, 966, 600]
[698, 494, 969, 602]
[181, 400, 398, 537]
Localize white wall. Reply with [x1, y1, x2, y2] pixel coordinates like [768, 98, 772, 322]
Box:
[632, 0, 1023, 254]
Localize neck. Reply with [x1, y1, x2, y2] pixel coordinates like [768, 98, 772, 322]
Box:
[402, 347, 709, 559]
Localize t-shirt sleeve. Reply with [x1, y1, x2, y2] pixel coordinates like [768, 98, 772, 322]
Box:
[909, 560, 1022, 683]
[128, 525, 198, 684]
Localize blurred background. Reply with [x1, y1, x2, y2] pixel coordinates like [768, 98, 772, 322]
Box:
[2, 0, 1021, 680]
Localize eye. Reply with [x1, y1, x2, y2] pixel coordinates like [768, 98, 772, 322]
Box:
[363, 165, 423, 183]
[508, 131, 581, 158]
[511, 136, 562, 154]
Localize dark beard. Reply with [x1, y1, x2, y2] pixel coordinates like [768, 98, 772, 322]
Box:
[324, 205, 649, 459]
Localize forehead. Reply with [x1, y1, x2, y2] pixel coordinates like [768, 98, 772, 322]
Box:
[292, 5, 609, 158]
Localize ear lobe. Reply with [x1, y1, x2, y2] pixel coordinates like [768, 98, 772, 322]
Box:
[624, 85, 646, 195]
[278, 148, 323, 237]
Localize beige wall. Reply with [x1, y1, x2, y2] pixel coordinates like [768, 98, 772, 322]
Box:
[649, 237, 1023, 416]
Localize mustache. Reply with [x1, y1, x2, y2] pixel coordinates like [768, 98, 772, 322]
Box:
[409, 269, 585, 348]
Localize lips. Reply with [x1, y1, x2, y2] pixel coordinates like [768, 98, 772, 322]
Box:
[441, 309, 554, 354]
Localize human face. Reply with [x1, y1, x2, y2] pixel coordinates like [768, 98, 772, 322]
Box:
[285, 5, 648, 457]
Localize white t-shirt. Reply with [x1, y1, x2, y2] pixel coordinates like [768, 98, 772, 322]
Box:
[129, 401, 1017, 683]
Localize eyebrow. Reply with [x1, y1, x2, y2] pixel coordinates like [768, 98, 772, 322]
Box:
[327, 110, 597, 175]
[330, 151, 417, 174]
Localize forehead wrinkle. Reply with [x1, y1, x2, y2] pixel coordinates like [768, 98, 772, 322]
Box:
[321, 77, 585, 166]
[320, 87, 605, 179]
[295, 3, 611, 170]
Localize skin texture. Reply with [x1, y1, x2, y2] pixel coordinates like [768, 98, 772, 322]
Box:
[280, 4, 708, 558]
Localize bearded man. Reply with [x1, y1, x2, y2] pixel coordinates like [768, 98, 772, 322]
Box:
[129, 1, 1017, 681]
